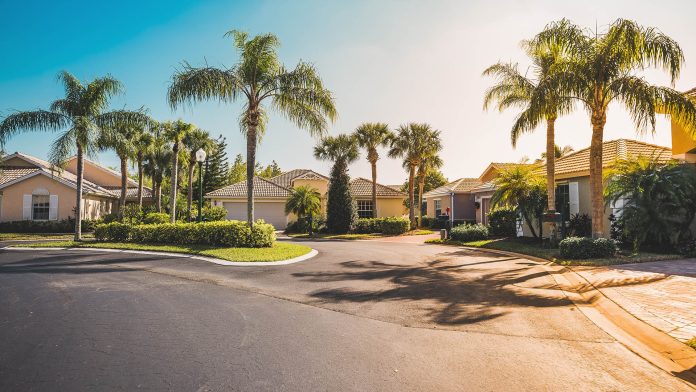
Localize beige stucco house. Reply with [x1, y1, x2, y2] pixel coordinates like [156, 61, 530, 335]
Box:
[206, 169, 407, 229]
[0, 152, 153, 222]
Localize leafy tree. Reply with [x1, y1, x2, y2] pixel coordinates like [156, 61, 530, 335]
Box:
[285, 185, 321, 235]
[483, 39, 573, 221]
[0, 71, 147, 240]
[532, 19, 696, 238]
[202, 135, 230, 195]
[416, 148, 443, 225]
[605, 157, 696, 252]
[354, 122, 393, 218]
[183, 128, 214, 221]
[162, 120, 196, 223]
[314, 134, 359, 233]
[388, 123, 442, 228]
[143, 130, 172, 212]
[228, 153, 247, 185]
[400, 170, 448, 195]
[168, 30, 337, 227]
[541, 144, 574, 159]
[491, 165, 547, 238]
[258, 160, 282, 178]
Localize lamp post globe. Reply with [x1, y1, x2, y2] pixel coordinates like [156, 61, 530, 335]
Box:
[196, 148, 207, 222]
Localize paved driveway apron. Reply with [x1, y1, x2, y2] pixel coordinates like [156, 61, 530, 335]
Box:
[0, 240, 691, 391]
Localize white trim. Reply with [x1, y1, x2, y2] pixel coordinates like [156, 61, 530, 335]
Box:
[569, 182, 579, 215]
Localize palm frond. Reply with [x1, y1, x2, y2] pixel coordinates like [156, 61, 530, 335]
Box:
[168, 64, 245, 109]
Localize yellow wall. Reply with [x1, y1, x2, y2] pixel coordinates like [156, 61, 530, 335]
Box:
[425, 195, 451, 217]
[671, 120, 696, 156]
[291, 178, 328, 216]
[479, 167, 499, 183]
[65, 158, 123, 187]
[375, 197, 407, 217]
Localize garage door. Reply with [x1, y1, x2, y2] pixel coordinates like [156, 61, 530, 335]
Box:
[222, 201, 287, 230]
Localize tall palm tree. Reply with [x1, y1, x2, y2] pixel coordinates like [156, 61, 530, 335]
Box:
[162, 120, 196, 223]
[353, 122, 392, 218]
[168, 30, 337, 227]
[143, 132, 171, 213]
[313, 134, 360, 166]
[388, 123, 442, 228]
[133, 128, 155, 207]
[533, 19, 696, 238]
[98, 110, 152, 215]
[416, 153, 443, 225]
[541, 144, 574, 159]
[483, 41, 573, 219]
[285, 185, 321, 236]
[0, 71, 146, 240]
[183, 128, 214, 222]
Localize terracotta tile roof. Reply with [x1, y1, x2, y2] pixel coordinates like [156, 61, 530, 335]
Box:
[103, 186, 153, 199]
[205, 176, 291, 198]
[423, 178, 482, 197]
[535, 139, 672, 177]
[0, 167, 40, 186]
[349, 177, 407, 197]
[686, 87, 696, 97]
[269, 169, 329, 188]
[470, 181, 496, 193]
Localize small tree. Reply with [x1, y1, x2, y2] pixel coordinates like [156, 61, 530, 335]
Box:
[491, 165, 547, 238]
[285, 185, 321, 235]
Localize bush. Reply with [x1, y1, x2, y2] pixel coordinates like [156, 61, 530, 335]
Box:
[202, 206, 227, 221]
[420, 216, 436, 229]
[95, 220, 275, 247]
[449, 223, 489, 242]
[676, 240, 696, 257]
[381, 217, 410, 235]
[102, 213, 119, 224]
[121, 204, 143, 225]
[285, 216, 326, 234]
[0, 219, 97, 233]
[143, 212, 170, 225]
[487, 207, 517, 237]
[354, 218, 383, 234]
[567, 213, 591, 237]
[559, 236, 617, 259]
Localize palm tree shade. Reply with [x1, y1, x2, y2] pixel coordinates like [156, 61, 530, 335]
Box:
[285, 185, 321, 235]
[183, 128, 214, 222]
[168, 30, 337, 227]
[532, 19, 696, 238]
[353, 123, 393, 218]
[0, 71, 147, 240]
[388, 123, 442, 228]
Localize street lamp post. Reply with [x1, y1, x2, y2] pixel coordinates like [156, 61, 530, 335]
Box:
[195, 148, 207, 223]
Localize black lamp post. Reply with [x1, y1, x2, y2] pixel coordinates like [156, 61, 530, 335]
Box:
[195, 148, 207, 222]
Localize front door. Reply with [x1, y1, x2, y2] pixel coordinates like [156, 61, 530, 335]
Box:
[481, 198, 490, 225]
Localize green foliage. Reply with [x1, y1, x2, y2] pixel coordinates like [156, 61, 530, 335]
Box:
[285, 216, 327, 234]
[202, 206, 227, 221]
[381, 217, 411, 235]
[487, 207, 517, 237]
[492, 165, 547, 238]
[227, 154, 247, 185]
[102, 213, 119, 224]
[95, 220, 275, 247]
[0, 219, 99, 233]
[449, 224, 489, 242]
[420, 216, 436, 229]
[324, 160, 357, 233]
[258, 160, 282, 178]
[400, 170, 448, 195]
[202, 135, 230, 194]
[121, 204, 143, 225]
[559, 237, 617, 259]
[354, 218, 384, 234]
[567, 213, 591, 237]
[143, 212, 170, 224]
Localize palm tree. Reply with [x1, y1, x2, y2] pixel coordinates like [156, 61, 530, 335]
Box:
[533, 19, 696, 238]
[388, 123, 442, 228]
[162, 120, 196, 223]
[98, 110, 152, 215]
[183, 128, 214, 222]
[168, 30, 337, 227]
[133, 128, 155, 207]
[354, 123, 392, 218]
[143, 132, 171, 213]
[541, 144, 574, 159]
[416, 153, 443, 226]
[491, 165, 547, 238]
[285, 185, 321, 236]
[0, 71, 147, 240]
[483, 41, 573, 220]
[313, 134, 360, 166]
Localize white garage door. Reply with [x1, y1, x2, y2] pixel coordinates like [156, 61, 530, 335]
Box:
[222, 201, 287, 230]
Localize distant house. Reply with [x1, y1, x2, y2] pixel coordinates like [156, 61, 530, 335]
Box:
[206, 169, 407, 229]
[0, 152, 153, 222]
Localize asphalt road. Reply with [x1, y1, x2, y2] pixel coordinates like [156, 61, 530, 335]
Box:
[0, 240, 692, 391]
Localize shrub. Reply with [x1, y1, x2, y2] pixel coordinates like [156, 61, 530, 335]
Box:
[203, 206, 227, 221]
[676, 240, 696, 258]
[559, 236, 617, 259]
[419, 216, 435, 229]
[487, 207, 517, 237]
[326, 160, 357, 233]
[381, 217, 410, 235]
[285, 216, 326, 234]
[354, 218, 383, 234]
[567, 213, 591, 237]
[449, 223, 489, 242]
[102, 213, 119, 224]
[143, 212, 170, 225]
[0, 219, 98, 233]
[121, 204, 143, 225]
[95, 220, 275, 247]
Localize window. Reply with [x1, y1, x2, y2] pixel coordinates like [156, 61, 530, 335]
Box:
[434, 199, 442, 217]
[32, 195, 50, 220]
[555, 183, 570, 222]
[357, 200, 374, 218]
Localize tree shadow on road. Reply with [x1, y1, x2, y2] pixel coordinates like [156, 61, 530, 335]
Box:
[0, 251, 167, 275]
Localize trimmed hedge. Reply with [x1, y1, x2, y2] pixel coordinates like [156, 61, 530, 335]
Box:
[0, 219, 98, 233]
[449, 223, 489, 242]
[94, 220, 275, 248]
[353, 217, 410, 235]
[487, 207, 517, 237]
[559, 236, 617, 259]
[143, 212, 170, 225]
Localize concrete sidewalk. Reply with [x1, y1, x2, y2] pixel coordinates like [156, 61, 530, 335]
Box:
[572, 259, 696, 343]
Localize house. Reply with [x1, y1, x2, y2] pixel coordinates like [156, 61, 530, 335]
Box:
[206, 169, 407, 229]
[671, 87, 696, 163]
[0, 152, 153, 222]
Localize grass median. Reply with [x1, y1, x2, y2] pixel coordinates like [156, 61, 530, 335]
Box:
[287, 229, 435, 240]
[425, 237, 681, 266]
[12, 240, 313, 262]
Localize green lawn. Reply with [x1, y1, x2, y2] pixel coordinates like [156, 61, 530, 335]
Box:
[287, 229, 435, 240]
[425, 237, 681, 266]
[12, 241, 312, 262]
[0, 233, 94, 241]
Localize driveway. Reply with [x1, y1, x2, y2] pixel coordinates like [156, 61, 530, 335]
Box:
[0, 240, 691, 391]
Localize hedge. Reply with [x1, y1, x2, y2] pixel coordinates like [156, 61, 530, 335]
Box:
[143, 212, 170, 225]
[487, 207, 517, 237]
[449, 223, 489, 242]
[94, 220, 275, 248]
[559, 237, 617, 259]
[0, 219, 98, 233]
[353, 217, 410, 235]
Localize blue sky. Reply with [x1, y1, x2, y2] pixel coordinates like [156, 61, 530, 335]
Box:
[2, 0, 695, 184]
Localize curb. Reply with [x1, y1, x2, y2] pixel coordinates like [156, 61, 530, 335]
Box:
[2, 246, 319, 267]
[449, 245, 696, 387]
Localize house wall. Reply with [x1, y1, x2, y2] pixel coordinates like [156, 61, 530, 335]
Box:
[65, 159, 123, 187]
[82, 195, 116, 220]
[292, 178, 329, 215]
[375, 198, 407, 217]
[473, 190, 495, 224]
[425, 195, 451, 218]
[672, 120, 696, 156]
[453, 194, 476, 221]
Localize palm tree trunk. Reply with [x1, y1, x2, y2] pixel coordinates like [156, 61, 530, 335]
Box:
[74, 143, 84, 241]
[187, 160, 195, 222]
[246, 126, 258, 227]
[408, 165, 416, 229]
[170, 141, 179, 223]
[545, 118, 556, 212]
[590, 111, 606, 238]
[418, 174, 425, 227]
[137, 154, 144, 207]
[119, 154, 128, 217]
[370, 160, 377, 219]
[155, 181, 162, 212]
